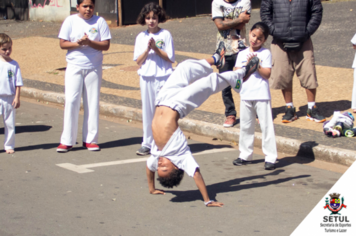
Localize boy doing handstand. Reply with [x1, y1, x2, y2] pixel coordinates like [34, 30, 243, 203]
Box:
[146, 42, 260, 207]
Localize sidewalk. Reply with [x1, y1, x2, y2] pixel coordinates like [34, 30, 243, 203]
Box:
[4, 1, 356, 166]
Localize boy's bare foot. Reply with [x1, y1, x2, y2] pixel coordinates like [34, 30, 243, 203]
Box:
[353, 109, 356, 113]
[6, 149, 14, 154]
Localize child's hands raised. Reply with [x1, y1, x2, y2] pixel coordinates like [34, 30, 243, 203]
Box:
[77, 33, 90, 46]
[145, 38, 152, 52]
[148, 37, 158, 51]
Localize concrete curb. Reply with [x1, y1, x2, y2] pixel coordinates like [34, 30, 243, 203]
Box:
[22, 87, 356, 167]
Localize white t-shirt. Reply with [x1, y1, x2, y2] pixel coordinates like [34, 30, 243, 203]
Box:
[133, 29, 175, 77]
[212, 0, 251, 56]
[235, 47, 272, 100]
[58, 14, 111, 69]
[351, 33, 356, 68]
[146, 127, 199, 177]
[0, 60, 23, 96]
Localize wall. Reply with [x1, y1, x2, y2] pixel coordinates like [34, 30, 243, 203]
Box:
[29, 0, 70, 22]
[121, 0, 158, 25]
[0, 0, 29, 20]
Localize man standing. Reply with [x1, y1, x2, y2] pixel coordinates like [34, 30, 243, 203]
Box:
[212, 0, 251, 127]
[260, 0, 325, 123]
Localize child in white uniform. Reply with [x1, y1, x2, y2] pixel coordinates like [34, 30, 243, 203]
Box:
[351, 33, 356, 112]
[0, 33, 23, 154]
[232, 22, 277, 170]
[57, 0, 111, 152]
[134, 2, 175, 156]
[146, 43, 260, 207]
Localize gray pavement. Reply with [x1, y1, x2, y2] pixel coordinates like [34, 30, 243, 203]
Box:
[21, 78, 356, 153]
[2, 1, 356, 164]
[0, 2, 355, 235]
[0, 100, 343, 236]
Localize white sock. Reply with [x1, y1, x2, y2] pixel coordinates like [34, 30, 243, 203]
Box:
[286, 102, 293, 107]
[212, 53, 220, 65]
[308, 102, 316, 109]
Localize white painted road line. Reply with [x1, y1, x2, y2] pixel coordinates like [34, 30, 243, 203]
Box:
[56, 147, 236, 174]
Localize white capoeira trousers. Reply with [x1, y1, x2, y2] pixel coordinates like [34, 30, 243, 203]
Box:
[140, 75, 169, 149]
[352, 69, 356, 109]
[239, 100, 277, 163]
[156, 59, 244, 118]
[60, 64, 102, 146]
[0, 95, 15, 150]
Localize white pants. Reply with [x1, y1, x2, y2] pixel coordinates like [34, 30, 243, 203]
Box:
[352, 69, 356, 109]
[156, 59, 244, 118]
[140, 75, 169, 149]
[239, 100, 277, 163]
[0, 95, 15, 150]
[60, 64, 102, 146]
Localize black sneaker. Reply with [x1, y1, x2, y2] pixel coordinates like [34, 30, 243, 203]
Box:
[136, 146, 151, 156]
[306, 105, 326, 123]
[282, 106, 298, 123]
[214, 41, 225, 69]
[265, 162, 275, 170]
[232, 158, 251, 166]
[243, 56, 260, 81]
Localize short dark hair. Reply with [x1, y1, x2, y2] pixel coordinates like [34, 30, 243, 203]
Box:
[136, 2, 168, 26]
[157, 169, 184, 188]
[250, 22, 270, 40]
[77, 0, 95, 5]
[0, 33, 12, 47]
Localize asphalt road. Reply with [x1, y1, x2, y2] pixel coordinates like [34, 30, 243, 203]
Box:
[0, 99, 344, 236]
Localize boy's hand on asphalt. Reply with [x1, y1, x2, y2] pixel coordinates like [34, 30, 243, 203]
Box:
[150, 189, 165, 195]
[207, 202, 224, 207]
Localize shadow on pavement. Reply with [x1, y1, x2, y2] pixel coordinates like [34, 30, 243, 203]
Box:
[0, 125, 52, 134]
[277, 141, 317, 168]
[166, 141, 317, 202]
[97, 137, 142, 149]
[66, 137, 143, 152]
[166, 169, 310, 202]
[189, 143, 234, 154]
[0, 137, 142, 153]
[272, 100, 351, 120]
[1, 143, 59, 153]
